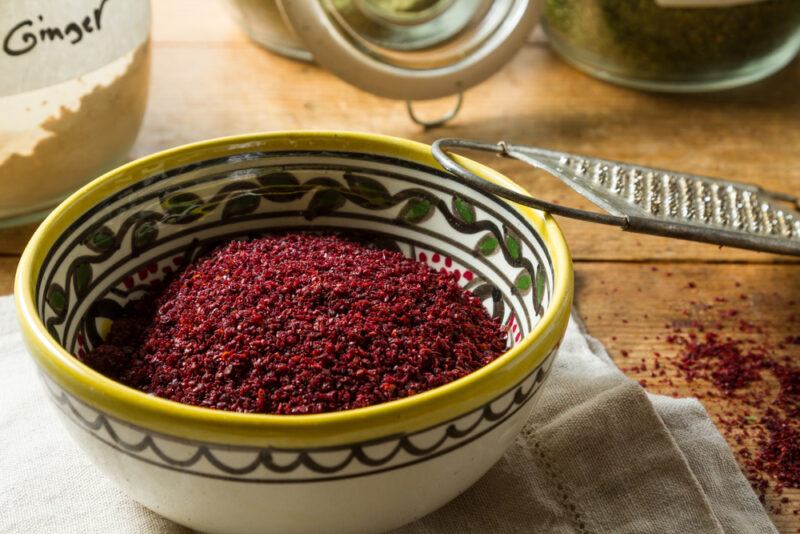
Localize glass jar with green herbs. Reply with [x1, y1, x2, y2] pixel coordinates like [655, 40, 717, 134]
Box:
[542, 0, 800, 92]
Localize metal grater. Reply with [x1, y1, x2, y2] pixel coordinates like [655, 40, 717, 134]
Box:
[432, 139, 800, 257]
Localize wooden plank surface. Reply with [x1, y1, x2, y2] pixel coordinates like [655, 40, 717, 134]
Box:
[1, 0, 797, 530]
[0, 257, 17, 295]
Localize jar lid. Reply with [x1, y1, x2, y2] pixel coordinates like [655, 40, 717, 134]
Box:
[279, 0, 542, 100]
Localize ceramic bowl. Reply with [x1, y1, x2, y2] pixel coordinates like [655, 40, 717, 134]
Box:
[15, 131, 572, 534]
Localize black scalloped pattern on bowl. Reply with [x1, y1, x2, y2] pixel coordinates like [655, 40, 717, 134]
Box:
[41, 346, 557, 481]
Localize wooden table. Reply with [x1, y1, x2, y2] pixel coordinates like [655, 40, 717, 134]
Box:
[2, 1, 798, 530]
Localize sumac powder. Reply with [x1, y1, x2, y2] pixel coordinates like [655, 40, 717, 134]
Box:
[618, 281, 800, 512]
[83, 232, 508, 415]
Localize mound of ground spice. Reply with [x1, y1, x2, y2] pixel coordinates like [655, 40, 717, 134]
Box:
[83, 232, 508, 415]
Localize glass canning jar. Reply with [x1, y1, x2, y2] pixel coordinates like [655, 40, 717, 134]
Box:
[542, 0, 800, 92]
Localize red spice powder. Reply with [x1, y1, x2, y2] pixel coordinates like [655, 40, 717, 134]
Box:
[83, 232, 508, 415]
[652, 293, 800, 508]
[673, 332, 766, 395]
[758, 410, 799, 489]
[668, 331, 800, 493]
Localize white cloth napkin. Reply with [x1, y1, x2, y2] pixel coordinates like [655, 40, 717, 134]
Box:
[0, 295, 775, 533]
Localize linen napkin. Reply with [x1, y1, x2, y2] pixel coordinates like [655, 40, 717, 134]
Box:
[0, 295, 775, 534]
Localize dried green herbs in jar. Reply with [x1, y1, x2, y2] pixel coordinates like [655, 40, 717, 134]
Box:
[543, 0, 800, 92]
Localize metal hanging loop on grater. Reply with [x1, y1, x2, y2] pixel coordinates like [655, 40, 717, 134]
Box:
[432, 139, 800, 257]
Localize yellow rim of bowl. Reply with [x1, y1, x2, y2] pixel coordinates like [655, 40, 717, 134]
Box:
[15, 131, 573, 448]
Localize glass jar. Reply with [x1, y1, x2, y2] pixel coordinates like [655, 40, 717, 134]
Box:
[225, 0, 311, 62]
[0, 1, 151, 227]
[225, 0, 542, 101]
[542, 0, 800, 92]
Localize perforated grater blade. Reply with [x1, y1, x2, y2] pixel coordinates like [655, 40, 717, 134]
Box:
[432, 139, 800, 257]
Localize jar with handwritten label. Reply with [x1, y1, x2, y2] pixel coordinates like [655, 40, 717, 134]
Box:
[0, 0, 150, 227]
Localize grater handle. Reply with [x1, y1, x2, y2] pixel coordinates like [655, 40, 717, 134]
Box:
[432, 138, 800, 257]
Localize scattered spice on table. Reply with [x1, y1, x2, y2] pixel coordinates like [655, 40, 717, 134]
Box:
[83, 232, 508, 415]
[614, 278, 799, 516]
[667, 328, 799, 498]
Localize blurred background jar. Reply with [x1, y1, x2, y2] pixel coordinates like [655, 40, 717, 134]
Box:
[226, 0, 310, 62]
[542, 0, 800, 92]
[226, 0, 541, 122]
[0, 0, 150, 228]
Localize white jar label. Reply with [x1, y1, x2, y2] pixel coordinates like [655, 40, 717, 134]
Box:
[0, 0, 149, 97]
[655, 0, 765, 6]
